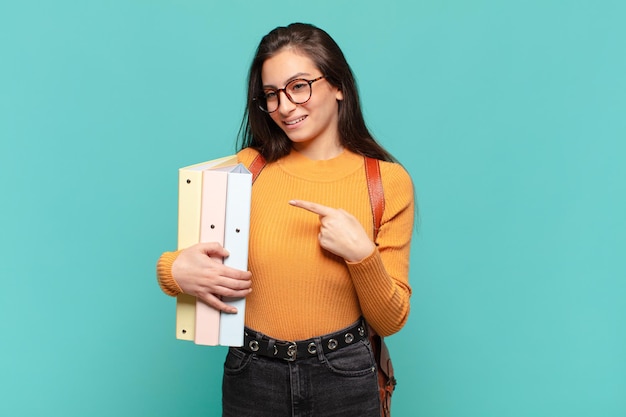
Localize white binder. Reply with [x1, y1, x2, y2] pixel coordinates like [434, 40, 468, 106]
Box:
[217, 164, 252, 346]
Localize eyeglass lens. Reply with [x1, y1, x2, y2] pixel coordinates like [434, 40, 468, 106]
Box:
[261, 79, 313, 112]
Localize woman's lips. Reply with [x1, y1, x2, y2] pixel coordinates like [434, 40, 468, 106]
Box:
[283, 115, 307, 128]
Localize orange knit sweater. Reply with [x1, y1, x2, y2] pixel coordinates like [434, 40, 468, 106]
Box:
[156, 147, 414, 340]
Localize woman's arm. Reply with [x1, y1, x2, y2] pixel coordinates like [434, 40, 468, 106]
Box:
[156, 242, 253, 313]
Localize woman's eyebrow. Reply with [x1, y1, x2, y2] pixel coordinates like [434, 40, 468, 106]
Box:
[262, 72, 312, 89]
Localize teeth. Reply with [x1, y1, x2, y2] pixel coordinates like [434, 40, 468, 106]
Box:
[285, 116, 306, 125]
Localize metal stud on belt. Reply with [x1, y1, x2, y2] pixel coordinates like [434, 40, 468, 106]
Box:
[286, 343, 297, 361]
[327, 338, 338, 350]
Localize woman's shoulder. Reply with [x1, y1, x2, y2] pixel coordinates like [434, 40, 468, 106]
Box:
[378, 159, 413, 189]
[237, 147, 262, 168]
[376, 159, 416, 218]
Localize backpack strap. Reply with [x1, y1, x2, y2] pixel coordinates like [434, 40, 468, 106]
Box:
[247, 152, 384, 240]
[364, 156, 384, 242]
[249, 152, 267, 184]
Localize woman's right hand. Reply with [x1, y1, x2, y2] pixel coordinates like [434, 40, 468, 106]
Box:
[172, 242, 253, 313]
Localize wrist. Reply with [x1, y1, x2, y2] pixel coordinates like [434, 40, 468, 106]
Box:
[345, 241, 376, 263]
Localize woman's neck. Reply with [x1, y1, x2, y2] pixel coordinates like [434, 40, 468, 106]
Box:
[292, 140, 344, 161]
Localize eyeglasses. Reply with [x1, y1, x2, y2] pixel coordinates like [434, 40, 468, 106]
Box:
[254, 76, 325, 113]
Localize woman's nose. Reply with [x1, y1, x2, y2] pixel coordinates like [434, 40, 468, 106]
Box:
[277, 90, 296, 114]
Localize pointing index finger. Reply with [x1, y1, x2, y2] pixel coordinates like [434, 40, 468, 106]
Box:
[289, 199, 332, 216]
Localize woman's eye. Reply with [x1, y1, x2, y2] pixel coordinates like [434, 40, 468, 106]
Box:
[291, 82, 307, 91]
[264, 91, 277, 99]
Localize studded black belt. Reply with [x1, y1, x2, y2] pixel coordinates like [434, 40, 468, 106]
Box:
[242, 319, 369, 361]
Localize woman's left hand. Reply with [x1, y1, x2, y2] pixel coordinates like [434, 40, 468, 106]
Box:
[289, 199, 376, 262]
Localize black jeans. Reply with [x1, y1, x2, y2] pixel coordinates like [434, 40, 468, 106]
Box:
[222, 325, 380, 417]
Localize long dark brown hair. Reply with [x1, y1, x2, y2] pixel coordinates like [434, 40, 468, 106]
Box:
[237, 23, 396, 163]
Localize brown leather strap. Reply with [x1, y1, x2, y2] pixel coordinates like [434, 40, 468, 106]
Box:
[369, 324, 395, 417]
[248, 152, 267, 184]
[363, 157, 392, 417]
[364, 157, 384, 241]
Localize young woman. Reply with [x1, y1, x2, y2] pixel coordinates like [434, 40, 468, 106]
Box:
[157, 23, 415, 416]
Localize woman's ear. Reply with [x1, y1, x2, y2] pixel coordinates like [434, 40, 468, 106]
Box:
[336, 89, 344, 101]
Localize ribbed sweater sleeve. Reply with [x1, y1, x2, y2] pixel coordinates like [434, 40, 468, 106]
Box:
[156, 250, 183, 296]
[346, 160, 414, 336]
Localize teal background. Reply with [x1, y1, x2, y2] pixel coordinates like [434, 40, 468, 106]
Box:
[1, 0, 625, 416]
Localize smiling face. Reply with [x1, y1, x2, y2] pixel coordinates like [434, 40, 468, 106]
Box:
[261, 48, 344, 159]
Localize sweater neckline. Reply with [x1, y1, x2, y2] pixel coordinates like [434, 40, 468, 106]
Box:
[276, 148, 364, 182]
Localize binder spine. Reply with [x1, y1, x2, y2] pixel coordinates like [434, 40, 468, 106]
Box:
[218, 170, 252, 347]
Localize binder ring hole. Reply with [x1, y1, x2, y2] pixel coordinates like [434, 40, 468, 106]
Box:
[236, 228, 241, 233]
[186, 179, 191, 184]
[210, 224, 215, 229]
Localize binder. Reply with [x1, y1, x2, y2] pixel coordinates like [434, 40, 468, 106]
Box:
[193, 168, 229, 346]
[217, 164, 252, 346]
[176, 155, 237, 341]
[176, 156, 252, 347]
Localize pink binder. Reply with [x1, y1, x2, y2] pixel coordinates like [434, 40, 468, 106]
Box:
[194, 169, 229, 346]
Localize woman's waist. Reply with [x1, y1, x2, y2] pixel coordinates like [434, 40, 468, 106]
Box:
[241, 316, 369, 361]
[244, 306, 363, 341]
